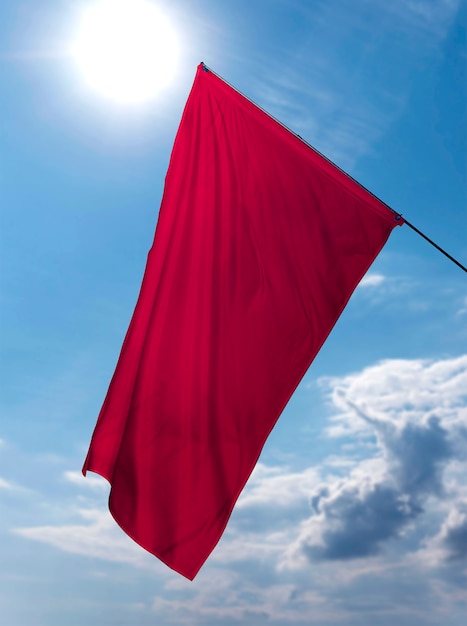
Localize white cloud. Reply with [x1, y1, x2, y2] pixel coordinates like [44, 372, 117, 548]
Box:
[63, 470, 109, 491]
[237, 463, 319, 509]
[277, 355, 467, 572]
[213, 526, 293, 566]
[0, 477, 13, 490]
[320, 355, 467, 438]
[359, 273, 386, 288]
[152, 569, 330, 625]
[13, 507, 159, 571]
[414, 503, 467, 570]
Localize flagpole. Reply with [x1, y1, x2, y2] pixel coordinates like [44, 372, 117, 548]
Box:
[401, 219, 467, 273]
[201, 63, 467, 275]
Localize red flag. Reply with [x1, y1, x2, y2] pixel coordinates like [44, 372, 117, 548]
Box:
[83, 64, 402, 579]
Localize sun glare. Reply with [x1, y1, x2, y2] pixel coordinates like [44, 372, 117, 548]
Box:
[72, 0, 179, 103]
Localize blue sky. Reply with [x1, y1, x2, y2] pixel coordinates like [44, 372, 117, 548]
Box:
[1, 1, 466, 624]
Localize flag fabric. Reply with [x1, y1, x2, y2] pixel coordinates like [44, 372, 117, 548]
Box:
[83, 63, 403, 580]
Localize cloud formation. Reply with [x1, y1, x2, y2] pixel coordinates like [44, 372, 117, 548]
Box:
[282, 356, 467, 569]
[0, 476, 14, 490]
[14, 507, 158, 571]
[63, 470, 109, 491]
[358, 273, 386, 288]
[7, 355, 467, 624]
[288, 414, 453, 565]
[443, 509, 467, 563]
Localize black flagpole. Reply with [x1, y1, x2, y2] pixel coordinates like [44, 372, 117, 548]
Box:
[402, 219, 467, 273]
[201, 62, 467, 275]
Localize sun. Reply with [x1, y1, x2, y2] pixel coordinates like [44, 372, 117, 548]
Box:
[72, 0, 179, 103]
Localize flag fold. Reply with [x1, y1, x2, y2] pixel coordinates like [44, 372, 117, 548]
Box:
[83, 63, 402, 579]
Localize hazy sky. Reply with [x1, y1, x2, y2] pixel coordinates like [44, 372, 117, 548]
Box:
[1, 1, 466, 625]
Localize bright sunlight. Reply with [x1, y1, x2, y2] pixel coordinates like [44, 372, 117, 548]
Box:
[72, 0, 179, 103]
